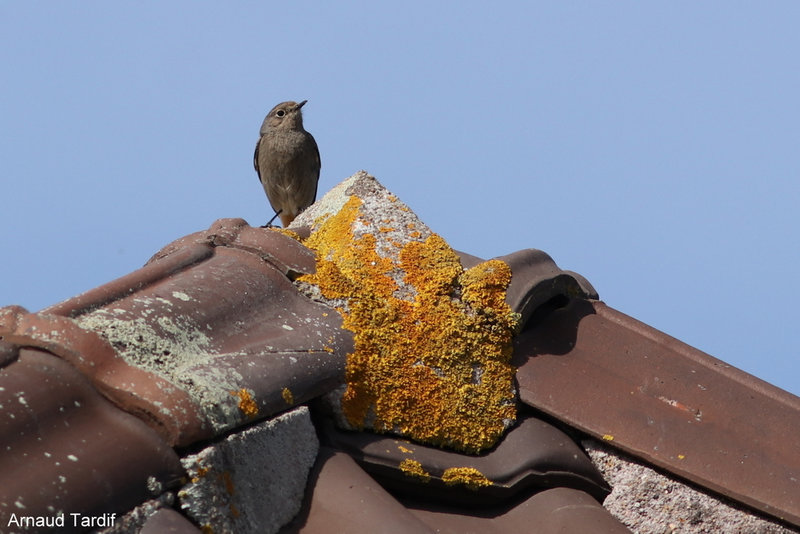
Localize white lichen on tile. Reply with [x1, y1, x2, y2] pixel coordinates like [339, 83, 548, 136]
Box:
[74, 307, 246, 432]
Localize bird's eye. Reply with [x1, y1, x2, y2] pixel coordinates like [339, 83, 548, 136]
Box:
[276, 109, 286, 117]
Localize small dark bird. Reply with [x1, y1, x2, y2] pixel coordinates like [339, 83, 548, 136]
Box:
[254, 100, 321, 227]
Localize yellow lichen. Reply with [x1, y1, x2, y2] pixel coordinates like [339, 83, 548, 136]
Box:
[281, 387, 294, 405]
[300, 196, 518, 453]
[442, 467, 492, 490]
[270, 227, 303, 241]
[400, 459, 431, 483]
[231, 389, 259, 418]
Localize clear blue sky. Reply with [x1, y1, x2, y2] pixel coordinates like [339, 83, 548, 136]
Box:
[2, 3, 798, 397]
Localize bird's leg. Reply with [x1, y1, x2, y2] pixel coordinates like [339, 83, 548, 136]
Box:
[261, 209, 283, 228]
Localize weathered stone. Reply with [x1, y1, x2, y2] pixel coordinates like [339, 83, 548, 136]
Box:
[178, 407, 318, 534]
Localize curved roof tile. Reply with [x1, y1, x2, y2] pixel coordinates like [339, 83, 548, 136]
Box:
[0, 172, 795, 533]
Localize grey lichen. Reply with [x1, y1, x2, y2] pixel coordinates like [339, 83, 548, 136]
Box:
[75, 299, 247, 432]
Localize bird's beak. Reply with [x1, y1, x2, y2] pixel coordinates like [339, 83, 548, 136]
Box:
[295, 100, 308, 110]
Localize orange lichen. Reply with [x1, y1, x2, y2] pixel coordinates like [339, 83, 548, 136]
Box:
[400, 459, 431, 483]
[231, 389, 259, 418]
[281, 387, 294, 405]
[442, 467, 492, 490]
[270, 227, 303, 241]
[300, 196, 518, 453]
[221, 471, 235, 495]
[191, 465, 211, 483]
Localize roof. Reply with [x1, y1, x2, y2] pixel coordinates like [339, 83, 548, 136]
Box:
[0, 171, 797, 533]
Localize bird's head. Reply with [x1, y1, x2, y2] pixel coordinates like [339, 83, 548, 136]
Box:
[260, 100, 307, 133]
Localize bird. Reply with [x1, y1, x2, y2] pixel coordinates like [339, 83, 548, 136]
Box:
[254, 100, 321, 227]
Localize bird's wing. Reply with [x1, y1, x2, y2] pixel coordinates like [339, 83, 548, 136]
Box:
[311, 135, 321, 201]
[253, 138, 261, 177]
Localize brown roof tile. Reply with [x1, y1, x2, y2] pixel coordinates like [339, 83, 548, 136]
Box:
[1, 301, 201, 447]
[405, 487, 631, 534]
[72, 244, 349, 439]
[0, 348, 183, 532]
[1, 172, 796, 533]
[146, 218, 317, 279]
[320, 413, 610, 506]
[42, 243, 215, 319]
[283, 448, 437, 534]
[286, 448, 630, 534]
[140, 508, 202, 534]
[514, 297, 800, 526]
[24, 218, 351, 447]
[459, 248, 598, 326]
[0, 340, 18, 367]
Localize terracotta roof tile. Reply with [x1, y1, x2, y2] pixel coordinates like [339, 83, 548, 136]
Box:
[282, 448, 442, 534]
[72, 244, 349, 438]
[320, 413, 610, 506]
[0, 340, 18, 367]
[140, 508, 202, 534]
[459, 248, 598, 327]
[43, 243, 215, 319]
[0, 172, 796, 533]
[286, 449, 629, 534]
[147, 218, 317, 279]
[405, 487, 631, 534]
[24, 219, 351, 447]
[515, 297, 800, 526]
[0, 349, 183, 531]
